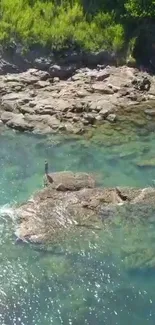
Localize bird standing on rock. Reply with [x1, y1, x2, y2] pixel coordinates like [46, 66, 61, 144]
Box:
[44, 160, 54, 185]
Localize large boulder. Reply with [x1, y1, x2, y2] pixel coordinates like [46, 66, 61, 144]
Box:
[12, 171, 155, 244]
[49, 64, 76, 79]
[0, 58, 19, 74]
[44, 171, 96, 190]
[4, 113, 34, 131]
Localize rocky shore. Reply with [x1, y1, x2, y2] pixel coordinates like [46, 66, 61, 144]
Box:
[13, 171, 155, 244]
[0, 65, 155, 135]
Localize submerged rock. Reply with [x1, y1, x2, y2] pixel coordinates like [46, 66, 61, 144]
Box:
[13, 171, 155, 244]
[136, 158, 155, 167]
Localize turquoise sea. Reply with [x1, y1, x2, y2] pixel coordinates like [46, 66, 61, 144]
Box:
[1, 126, 155, 325]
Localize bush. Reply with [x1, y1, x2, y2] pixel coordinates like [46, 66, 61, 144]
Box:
[0, 0, 154, 59]
[0, 0, 125, 52]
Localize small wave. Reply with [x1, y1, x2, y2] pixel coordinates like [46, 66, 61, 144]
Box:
[0, 203, 16, 221]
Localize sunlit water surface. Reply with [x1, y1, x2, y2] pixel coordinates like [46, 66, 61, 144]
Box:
[1, 129, 155, 324]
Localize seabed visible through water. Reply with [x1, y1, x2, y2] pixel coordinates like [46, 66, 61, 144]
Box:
[1, 122, 155, 324]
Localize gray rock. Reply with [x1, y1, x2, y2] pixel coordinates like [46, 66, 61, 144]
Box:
[144, 109, 155, 116]
[24, 114, 45, 122]
[47, 171, 96, 191]
[99, 107, 112, 117]
[47, 116, 61, 129]
[28, 69, 50, 81]
[13, 171, 155, 244]
[95, 115, 103, 122]
[29, 101, 36, 108]
[0, 59, 18, 74]
[49, 64, 76, 80]
[96, 71, 110, 81]
[0, 65, 154, 135]
[92, 83, 114, 94]
[34, 57, 51, 71]
[1, 100, 16, 112]
[19, 105, 34, 114]
[6, 114, 34, 131]
[76, 91, 87, 98]
[33, 125, 52, 135]
[82, 50, 117, 66]
[58, 124, 66, 131]
[106, 113, 116, 122]
[1, 111, 16, 123]
[53, 77, 60, 83]
[86, 70, 110, 81]
[29, 90, 37, 98]
[108, 84, 120, 93]
[72, 116, 79, 122]
[34, 80, 50, 88]
[83, 113, 95, 124]
[2, 93, 20, 101]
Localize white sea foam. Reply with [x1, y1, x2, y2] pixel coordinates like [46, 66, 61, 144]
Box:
[0, 203, 16, 221]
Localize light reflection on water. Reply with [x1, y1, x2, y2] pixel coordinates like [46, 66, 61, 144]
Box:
[0, 130, 155, 324]
[1, 212, 155, 325]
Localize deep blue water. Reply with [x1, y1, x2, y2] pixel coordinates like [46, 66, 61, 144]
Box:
[0, 129, 155, 324]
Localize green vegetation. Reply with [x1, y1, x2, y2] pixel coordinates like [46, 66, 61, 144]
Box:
[0, 0, 155, 59]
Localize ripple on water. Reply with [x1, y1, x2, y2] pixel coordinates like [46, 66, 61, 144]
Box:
[0, 129, 155, 324]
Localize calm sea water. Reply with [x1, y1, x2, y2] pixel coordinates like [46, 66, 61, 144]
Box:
[1, 128, 155, 324]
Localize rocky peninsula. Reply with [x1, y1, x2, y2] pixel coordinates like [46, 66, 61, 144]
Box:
[14, 171, 155, 244]
[0, 65, 155, 135]
[1, 60, 155, 244]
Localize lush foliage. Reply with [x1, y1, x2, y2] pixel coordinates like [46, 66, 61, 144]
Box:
[0, 0, 154, 53]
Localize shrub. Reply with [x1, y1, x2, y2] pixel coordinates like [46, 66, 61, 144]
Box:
[0, 0, 154, 57]
[0, 0, 126, 52]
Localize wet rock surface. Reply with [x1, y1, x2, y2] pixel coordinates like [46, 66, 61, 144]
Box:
[14, 171, 155, 244]
[0, 66, 155, 135]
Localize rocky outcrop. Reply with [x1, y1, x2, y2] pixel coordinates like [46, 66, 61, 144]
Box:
[0, 46, 119, 75]
[13, 171, 155, 244]
[0, 66, 155, 135]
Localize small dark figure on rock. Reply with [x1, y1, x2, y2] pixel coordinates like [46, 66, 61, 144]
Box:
[44, 160, 53, 187]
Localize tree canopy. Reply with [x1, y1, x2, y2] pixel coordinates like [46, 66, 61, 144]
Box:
[0, 0, 154, 60]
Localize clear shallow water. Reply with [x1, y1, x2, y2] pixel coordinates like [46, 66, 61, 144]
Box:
[1, 129, 155, 324]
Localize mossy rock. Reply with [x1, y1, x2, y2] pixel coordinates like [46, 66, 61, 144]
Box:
[136, 158, 155, 167]
[131, 119, 147, 127]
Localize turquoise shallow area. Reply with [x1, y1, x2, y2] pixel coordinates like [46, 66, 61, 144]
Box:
[1, 129, 155, 324]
